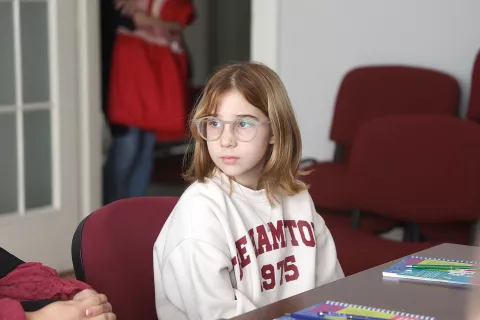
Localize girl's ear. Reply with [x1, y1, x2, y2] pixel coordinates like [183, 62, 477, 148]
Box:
[269, 135, 274, 144]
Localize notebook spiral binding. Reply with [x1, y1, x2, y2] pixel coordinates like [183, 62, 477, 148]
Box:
[326, 301, 437, 320]
[409, 255, 480, 265]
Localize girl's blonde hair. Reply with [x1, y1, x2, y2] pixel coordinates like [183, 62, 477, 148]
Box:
[184, 62, 308, 201]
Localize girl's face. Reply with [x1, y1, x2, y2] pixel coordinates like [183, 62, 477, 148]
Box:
[206, 90, 273, 190]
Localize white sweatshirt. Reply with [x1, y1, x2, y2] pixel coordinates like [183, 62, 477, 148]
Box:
[153, 173, 344, 320]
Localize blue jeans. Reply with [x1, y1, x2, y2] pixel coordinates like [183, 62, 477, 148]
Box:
[103, 127, 156, 205]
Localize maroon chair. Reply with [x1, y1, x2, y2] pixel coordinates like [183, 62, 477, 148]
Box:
[420, 52, 480, 244]
[302, 65, 460, 233]
[467, 50, 480, 124]
[72, 197, 179, 320]
[347, 115, 480, 245]
[325, 215, 438, 276]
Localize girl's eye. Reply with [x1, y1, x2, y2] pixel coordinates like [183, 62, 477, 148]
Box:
[238, 120, 254, 128]
[209, 120, 221, 127]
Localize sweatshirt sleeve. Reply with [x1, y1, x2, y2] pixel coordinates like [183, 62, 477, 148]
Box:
[0, 262, 92, 302]
[311, 198, 345, 286]
[155, 238, 256, 320]
[0, 299, 27, 320]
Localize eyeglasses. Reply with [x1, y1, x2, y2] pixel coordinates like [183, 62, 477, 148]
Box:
[194, 116, 270, 142]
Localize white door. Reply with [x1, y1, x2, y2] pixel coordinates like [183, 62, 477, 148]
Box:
[0, 0, 81, 272]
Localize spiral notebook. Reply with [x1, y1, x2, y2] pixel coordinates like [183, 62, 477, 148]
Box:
[275, 301, 436, 319]
[382, 255, 480, 286]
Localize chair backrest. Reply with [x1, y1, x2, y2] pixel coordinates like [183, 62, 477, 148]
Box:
[467, 50, 480, 123]
[348, 115, 480, 222]
[72, 197, 179, 320]
[330, 66, 460, 161]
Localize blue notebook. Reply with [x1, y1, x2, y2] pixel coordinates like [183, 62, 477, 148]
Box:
[275, 300, 436, 319]
[382, 255, 480, 286]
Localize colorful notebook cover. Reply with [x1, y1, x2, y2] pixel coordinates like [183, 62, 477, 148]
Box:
[275, 300, 436, 319]
[382, 255, 480, 286]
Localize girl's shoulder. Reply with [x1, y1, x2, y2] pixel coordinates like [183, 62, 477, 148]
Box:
[171, 177, 231, 218]
[280, 188, 316, 220]
[159, 178, 231, 250]
[179, 177, 228, 202]
[282, 187, 313, 204]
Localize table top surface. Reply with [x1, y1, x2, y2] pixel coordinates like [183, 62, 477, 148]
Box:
[231, 243, 478, 320]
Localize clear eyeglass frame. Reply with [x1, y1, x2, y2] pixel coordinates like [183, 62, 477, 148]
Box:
[194, 116, 271, 142]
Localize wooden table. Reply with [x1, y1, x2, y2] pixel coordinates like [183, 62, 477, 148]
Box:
[231, 243, 478, 320]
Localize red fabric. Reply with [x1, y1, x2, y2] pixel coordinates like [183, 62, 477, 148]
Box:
[160, 0, 195, 25]
[467, 50, 480, 123]
[330, 65, 460, 157]
[78, 197, 178, 320]
[108, 35, 189, 142]
[0, 262, 91, 319]
[0, 299, 27, 320]
[0, 263, 91, 301]
[108, 0, 195, 142]
[348, 115, 480, 222]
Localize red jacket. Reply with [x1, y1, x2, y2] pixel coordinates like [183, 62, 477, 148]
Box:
[0, 262, 91, 320]
[108, 0, 195, 142]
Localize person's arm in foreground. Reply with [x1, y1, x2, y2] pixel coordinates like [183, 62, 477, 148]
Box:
[0, 247, 114, 319]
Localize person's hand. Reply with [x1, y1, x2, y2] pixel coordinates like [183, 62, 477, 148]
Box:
[25, 294, 115, 320]
[73, 290, 113, 318]
[73, 289, 98, 301]
[152, 20, 184, 43]
[131, 13, 183, 42]
[157, 20, 184, 33]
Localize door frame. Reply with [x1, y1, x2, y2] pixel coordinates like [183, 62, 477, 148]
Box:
[77, 0, 102, 219]
[0, 0, 89, 271]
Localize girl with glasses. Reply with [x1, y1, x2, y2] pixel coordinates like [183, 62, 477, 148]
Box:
[153, 62, 344, 320]
[103, 0, 195, 204]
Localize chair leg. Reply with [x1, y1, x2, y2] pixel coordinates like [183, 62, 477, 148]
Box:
[470, 220, 480, 245]
[404, 223, 421, 242]
[402, 223, 411, 242]
[333, 144, 344, 162]
[351, 209, 361, 230]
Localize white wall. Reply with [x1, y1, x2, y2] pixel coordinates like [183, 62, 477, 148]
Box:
[253, 0, 480, 161]
[250, 0, 279, 72]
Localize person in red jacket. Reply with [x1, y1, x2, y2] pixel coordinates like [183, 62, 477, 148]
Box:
[0, 247, 115, 320]
[104, 0, 195, 205]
